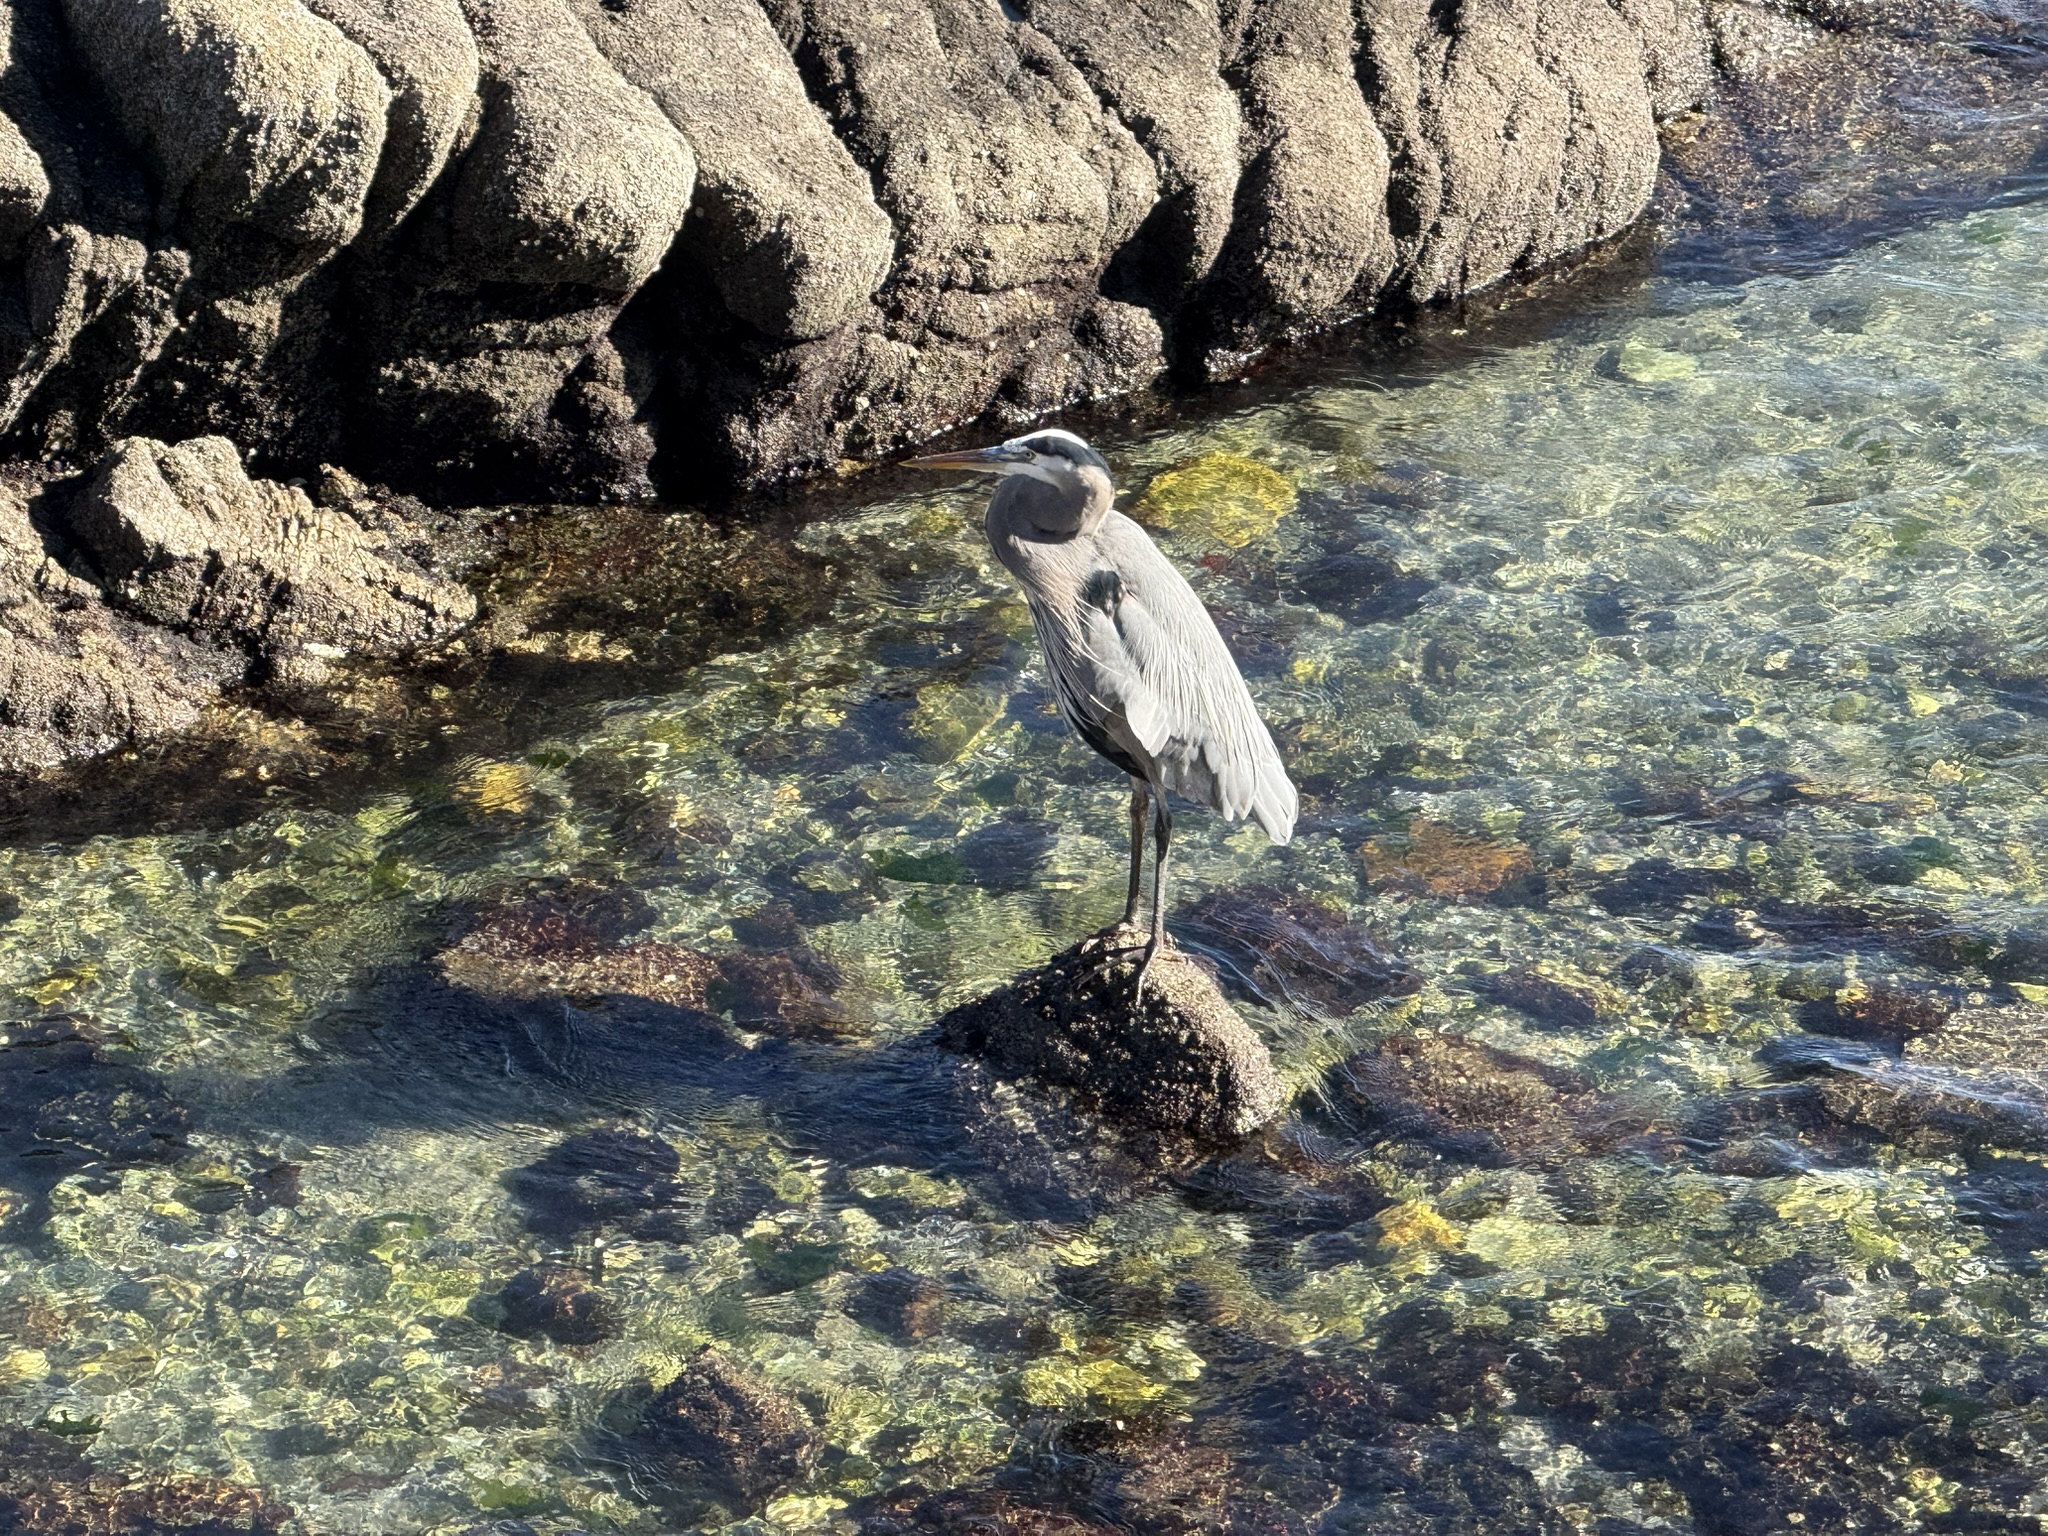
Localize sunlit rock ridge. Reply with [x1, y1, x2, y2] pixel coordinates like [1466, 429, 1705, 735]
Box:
[0, 0, 2016, 503]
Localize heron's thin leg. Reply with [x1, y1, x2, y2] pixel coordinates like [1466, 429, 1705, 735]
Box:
[1132, 794, 1172, 1001]
[1122, 778, 1150, 928]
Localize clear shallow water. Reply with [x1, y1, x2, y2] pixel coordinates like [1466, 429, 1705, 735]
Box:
[6, 201, 2048, 1533]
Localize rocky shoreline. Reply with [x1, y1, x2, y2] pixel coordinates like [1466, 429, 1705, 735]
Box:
[0, 0, 2036, 509]
[0, 433, 472, 770]
[0, 0, 2036, 768]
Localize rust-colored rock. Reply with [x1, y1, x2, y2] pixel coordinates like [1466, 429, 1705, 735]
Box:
[1362, 818, 1535, 900]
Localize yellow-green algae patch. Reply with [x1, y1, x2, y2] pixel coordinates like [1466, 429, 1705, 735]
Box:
[1132, 452, 1298, 547]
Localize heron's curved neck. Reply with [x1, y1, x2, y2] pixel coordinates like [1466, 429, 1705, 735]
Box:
[987, 468, 1113, 544]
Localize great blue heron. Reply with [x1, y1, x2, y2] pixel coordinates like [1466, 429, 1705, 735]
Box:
[907, 428, 1298, 995]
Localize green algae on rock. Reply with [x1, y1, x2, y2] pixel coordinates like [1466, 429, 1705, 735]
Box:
[1132, 452, 1297, 549]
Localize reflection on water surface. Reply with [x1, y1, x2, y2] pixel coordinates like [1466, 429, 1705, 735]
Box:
[6, 201, 2048, 1533]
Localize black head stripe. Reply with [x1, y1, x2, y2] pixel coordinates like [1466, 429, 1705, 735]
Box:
[1017, 432, 1109, 471]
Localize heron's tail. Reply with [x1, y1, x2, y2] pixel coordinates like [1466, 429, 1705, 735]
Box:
[1250, 758, 1298, 846]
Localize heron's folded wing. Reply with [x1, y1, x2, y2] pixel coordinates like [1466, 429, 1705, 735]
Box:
[1076, 562, 1298, 844]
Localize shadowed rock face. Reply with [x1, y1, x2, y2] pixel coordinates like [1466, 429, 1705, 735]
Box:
[0, 0, 2025, 502]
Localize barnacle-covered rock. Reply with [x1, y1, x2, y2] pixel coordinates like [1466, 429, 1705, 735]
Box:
[938, 927, 1286, 1144]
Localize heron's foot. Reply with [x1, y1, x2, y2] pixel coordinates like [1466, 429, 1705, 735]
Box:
[1089, 919, 1149, 954]
[1127, 932, 1171, 1007]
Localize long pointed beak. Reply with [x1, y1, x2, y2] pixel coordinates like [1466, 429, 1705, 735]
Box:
[903, 445, 1027, 471]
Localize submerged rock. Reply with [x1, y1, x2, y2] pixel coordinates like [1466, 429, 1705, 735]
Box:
[1133, 453, 1296, 548]
[1339, 1032, 1633, 1165]
[0, 1015, 190, 1238]
[0, 1426, 291, 1535]
[848, 1265, 949, 1341]
[506, 1127, 690, 1240]
[1362, 817, 1537, 902]
[937, 928, 1285, 1144]
[489, 1262, 619, 1345]
[1293, 550, 1438, 627]
[441, 881, 859, 1037]
[441, 924, 716, 1012]
[857, 1483, 1120, 1536]
[1180, 886, 1420, 1015]
[1768, 1004, 2048, 1152]
[710, 951, 852, 1037]
[1797, 979, 1957, 1045]
[1475, 968, 1608, 1031]
[637, 1347, 819, 1514]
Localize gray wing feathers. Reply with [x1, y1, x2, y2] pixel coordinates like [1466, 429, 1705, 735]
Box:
[1078, 516, 1298, 844]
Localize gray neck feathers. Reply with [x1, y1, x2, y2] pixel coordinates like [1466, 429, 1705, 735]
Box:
[987, 467, 1114, 545]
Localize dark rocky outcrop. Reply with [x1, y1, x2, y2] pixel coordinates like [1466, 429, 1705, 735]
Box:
[938, 926, 1286, 1144]
[0, 0, 2024, 511]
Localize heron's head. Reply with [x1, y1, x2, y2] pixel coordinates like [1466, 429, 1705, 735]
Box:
[905, 429, 1113, 504]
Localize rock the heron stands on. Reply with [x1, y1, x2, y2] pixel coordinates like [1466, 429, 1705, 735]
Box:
[913, 430, 1294, 1144]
